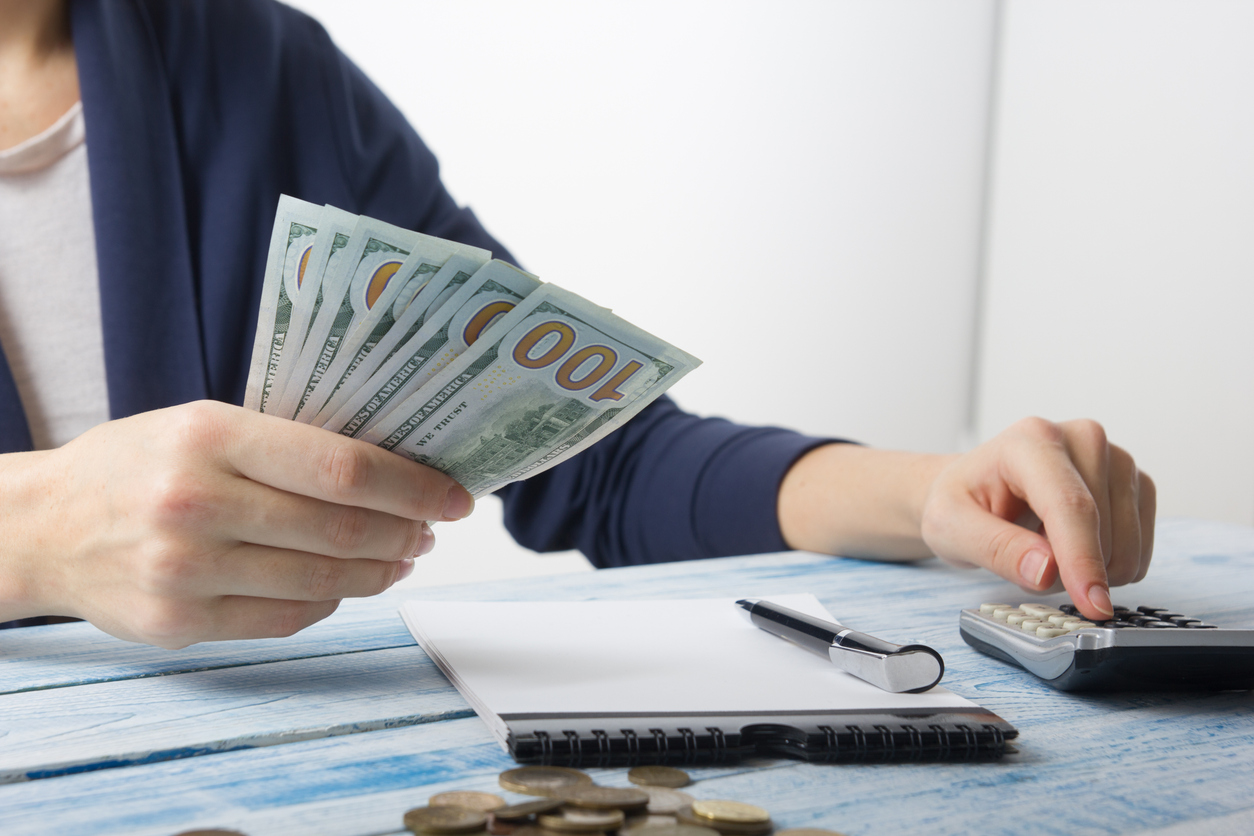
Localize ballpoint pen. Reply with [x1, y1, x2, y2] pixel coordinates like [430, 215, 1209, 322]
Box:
[737, 598, 944, 693]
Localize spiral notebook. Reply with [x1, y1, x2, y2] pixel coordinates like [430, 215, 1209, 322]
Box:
[400, 594, 1017, 765]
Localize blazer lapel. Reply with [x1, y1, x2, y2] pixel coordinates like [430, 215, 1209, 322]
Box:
[0, 343, 33, 453]
[71, 0, 208, 419]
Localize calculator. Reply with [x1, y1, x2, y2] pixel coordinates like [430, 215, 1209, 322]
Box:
[959, 602, 1254, 691]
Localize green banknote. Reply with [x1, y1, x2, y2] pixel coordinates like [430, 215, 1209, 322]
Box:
[243, 195, 322, 412]
[320, 260, 541, 438]
[359, 284, 700, 496]
[265, 204, 358, 415]
[293, 241, 490, 424]
[310, 251, 488, 426]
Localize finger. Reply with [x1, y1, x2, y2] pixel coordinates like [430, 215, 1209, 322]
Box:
[1059, 420, 1113, 569]
[1001, 430, 1112, 621]
[224, 409, 474, 522]
[1104, 444, 1143, 586]
[924, 490, 1059, 591]
[1133, 471, 1157, 583]
[227, 477, 434, 561]
[206, 544, 419, 601]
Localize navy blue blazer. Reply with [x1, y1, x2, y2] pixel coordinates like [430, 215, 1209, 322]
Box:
[0, 0, 828, 570]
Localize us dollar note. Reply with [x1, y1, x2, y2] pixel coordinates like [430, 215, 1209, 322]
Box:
[274, 216, 443, 420]
[359, 284, 700, 496]
[320, 260, 541, 437]
[265, 204, 358, 414]
[293, 241, 491, 423]
[309, 250, 488, 426]
[243, 196, 323, 412]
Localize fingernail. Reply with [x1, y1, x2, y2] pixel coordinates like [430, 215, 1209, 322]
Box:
[442, 485, 474, 521]
[414, 522, 435, 557]
[395, 558, 415, 582]
[1088, 584, 1115, 617]
[1019, 549, 1050, 587]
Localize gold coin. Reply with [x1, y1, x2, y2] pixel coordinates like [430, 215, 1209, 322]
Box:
[628, 765, 692, 789]
[403, 805, 490, 834]
[676, 806, 772, 836]
[499, 765, 594, 797]
[430, 791, 507, 812]
[691, 801, 770, 825]
[493, 797, 566, 821]
[561, 785, 651, 810]
[640, 787, 696, 815]
[539, 809, 626, 831]
[775, 830, 848, 836]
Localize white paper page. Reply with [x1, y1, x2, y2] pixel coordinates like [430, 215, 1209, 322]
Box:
[400, 595, 977, 744]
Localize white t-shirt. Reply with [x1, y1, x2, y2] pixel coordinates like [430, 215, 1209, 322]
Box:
[0, 102, 110, 450]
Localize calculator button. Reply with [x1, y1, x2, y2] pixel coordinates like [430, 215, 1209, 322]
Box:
[1006, 613, 1035, 626]
[1021, 604, 1057, 616]
[1129, 615, 1160, 626]
[992, 608, 1020, 621]
[1141, 620, 1176, 628]
[1137, 606, 1169, 615]
[1020, 619, 1045, 632]
[1169, 617, 1201, 626]
[1057, 604, 1079, 615]
[980, 603, 1013, 614]
[1107, 621, 1136, 628]
[1063, 620, 1097, 630]
[1036, 626, 1071, 638]
[1112, 605, 1132, 614]
[1183, 622, 1218, 629]
[1047, 614, 1073, 625]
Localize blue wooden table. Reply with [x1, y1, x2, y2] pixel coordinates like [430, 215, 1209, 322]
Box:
[1, 518, 1252, 836]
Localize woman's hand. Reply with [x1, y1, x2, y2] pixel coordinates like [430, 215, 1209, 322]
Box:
[0, 401, 473, 648]
[778, 417, 1155, 621]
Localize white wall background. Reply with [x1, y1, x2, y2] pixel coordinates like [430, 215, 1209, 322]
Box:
[282, 0, 1253, 587]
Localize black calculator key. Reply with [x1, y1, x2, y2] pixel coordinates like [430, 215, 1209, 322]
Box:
[1142, 621, 1176, 628]
[1059, 604, 1078, 615]
[1113, 605, 1132, 614]
[1137, 606, 1169, 615]
[1169, 617, 1201, 626]
[1129, 615, 1161, 626]
[1184, 622, 1218, 629]
[1107, 621, 1136, 628]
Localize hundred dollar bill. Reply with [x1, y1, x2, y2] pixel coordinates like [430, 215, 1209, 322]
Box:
[359, 284, 700, 496]
[293, 240, 490, 423]
[266, 204, 358, 414]
[309, 250, 489, 426]
[320, 260, 541, 437]
[243, 196, 323, 412]
[274, 217, 452, 420]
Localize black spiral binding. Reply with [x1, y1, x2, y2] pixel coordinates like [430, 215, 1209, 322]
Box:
[505, 711, 1018, 766]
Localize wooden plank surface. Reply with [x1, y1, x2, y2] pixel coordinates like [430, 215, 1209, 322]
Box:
[0, 519, 1251, 835]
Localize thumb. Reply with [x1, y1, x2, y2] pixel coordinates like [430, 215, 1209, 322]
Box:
[924, 493, 1059, 592]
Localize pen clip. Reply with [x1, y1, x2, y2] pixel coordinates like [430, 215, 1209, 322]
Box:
[828, 642, 944, 694]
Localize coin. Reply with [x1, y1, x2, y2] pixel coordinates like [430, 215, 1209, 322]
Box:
[561, 785, 651, 810]
[403, 805, 490, 834]
[625, 814, 683, 829]
[493, 797, 566, 821]
[430, 790, 507, 812]
[775, 830, 848, 836]
[691, 801, 771, 825]
[539, 809, 626, 831]
[676, 806, 772, 836]
[628, 765, 692, 788]
[640, 787, 696, 815]
[499, 765, 594, 797]
[623, 824, 721, 836]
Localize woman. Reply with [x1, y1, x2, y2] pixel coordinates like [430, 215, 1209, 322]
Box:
[0, 0, 1153, 646]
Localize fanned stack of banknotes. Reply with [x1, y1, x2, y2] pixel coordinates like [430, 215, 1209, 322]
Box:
[244, 196, 700, 497]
